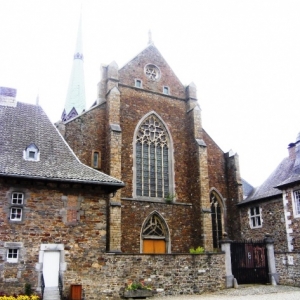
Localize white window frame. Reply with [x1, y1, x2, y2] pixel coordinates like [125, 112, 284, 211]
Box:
[10, 192, 24, 221]
[23, 143, 40, 161]
[7, 248, 19, 263]
[163, 86, 170, 95]
[10, 207, 23, 221]
[249, 206, 262, 229]
[11, 192, 24, 205]
[135, 79, 142, 88]
[293, 189, 300, 217]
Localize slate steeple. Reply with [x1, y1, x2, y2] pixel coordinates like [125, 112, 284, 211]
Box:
[61, 12, 86, 121]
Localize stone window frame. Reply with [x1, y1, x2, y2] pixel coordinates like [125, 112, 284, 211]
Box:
[210, 188, 226, 249]
[135, 79, 143, 88]
[91, 150, 101, 169]
[23, 143, 40, 161]
[292, 189, 300, 218]
[8, 191, 27, 223]
[249, 206, 263, 229]
[163, 86, 170, 95]
[4, 242, 23, 263]
[132, 111, 175, 201]
[140, 211, 171, 253]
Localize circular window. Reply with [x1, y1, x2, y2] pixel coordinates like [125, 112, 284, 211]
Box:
[144, 64, 161, 81]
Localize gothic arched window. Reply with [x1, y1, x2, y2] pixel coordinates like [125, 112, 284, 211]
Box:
[210, 193, 223, 249]
[135, 114, 172, 199]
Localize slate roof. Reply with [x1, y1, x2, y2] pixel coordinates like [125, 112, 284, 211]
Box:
[0, 102, 124, 187]
[239, 156, 295, 205]
[242, 178, 254, 199]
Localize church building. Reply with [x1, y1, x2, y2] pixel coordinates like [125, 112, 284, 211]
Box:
[59, 35, 244, 253]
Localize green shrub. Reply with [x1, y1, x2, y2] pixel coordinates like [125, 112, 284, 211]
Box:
[189, 246, 205, 254]
[25, 283, 32, 296]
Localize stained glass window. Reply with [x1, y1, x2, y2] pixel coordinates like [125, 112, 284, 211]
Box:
[136, 115, 169, 198]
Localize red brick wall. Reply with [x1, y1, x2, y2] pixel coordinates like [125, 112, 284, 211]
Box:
[63, 104, 109, 174]
[63, 45, 242, 253]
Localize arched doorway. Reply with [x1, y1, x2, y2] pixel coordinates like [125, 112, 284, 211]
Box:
[141, 212, 170, 253]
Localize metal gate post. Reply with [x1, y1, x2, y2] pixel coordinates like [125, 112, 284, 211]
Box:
[220, 232, 234, 288]
[264, 234, 279, 284]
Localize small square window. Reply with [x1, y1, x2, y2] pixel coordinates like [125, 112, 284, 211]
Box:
[135, 79, 142, 88]
[29, 151, 36, 158]
[10, 207, 22, 221]
[7, 249, 18, 262]
[249, 206, 262, 228]
[12, 193, 24, 205]
[163, 86, 169, 95]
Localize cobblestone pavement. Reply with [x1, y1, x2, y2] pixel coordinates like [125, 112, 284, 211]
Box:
[153, 285, 300, 300]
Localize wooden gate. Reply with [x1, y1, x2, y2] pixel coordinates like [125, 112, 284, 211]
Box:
[231, 240, 269, 284]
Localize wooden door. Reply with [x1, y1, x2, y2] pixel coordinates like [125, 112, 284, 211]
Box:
[70, 284, 82, 300]
[143, 240, 166, 253]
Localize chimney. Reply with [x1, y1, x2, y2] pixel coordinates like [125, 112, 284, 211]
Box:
[288, 143, 296, 160]
[0, 87, 17, 107]
[292, 132, 300, 174]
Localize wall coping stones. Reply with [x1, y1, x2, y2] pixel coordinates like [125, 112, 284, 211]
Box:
[122, 197, 192, 206]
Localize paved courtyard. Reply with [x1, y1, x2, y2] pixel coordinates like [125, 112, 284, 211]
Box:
[153, 285, 300, 300]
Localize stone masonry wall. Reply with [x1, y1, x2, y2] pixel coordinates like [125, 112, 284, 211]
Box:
[239, 198, 287, 252]
[0, 177, 108, 295]
[63, 253, 226, 300]
[275, 252, 300, 287]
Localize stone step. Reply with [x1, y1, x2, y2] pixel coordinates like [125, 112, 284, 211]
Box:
[43, 287, 60, 300]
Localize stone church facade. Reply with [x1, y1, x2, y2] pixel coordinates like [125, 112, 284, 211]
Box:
[60, 42, 244, 254]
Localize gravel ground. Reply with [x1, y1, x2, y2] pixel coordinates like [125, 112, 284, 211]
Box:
[152, 285, 300, 300]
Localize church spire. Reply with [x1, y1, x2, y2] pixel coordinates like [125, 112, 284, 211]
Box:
[62, 11, 86, 121]
[148, 30, 154, 45]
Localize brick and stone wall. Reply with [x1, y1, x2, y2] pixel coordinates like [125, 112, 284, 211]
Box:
[0, 177, 108, 295]
[62, 44, 244, 254]
[275, 252, 300, 287]
[239, 198, 287, 252]
[63, 253, 226, 300]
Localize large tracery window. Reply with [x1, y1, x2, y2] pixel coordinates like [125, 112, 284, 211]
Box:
[135, 115, 170, 198]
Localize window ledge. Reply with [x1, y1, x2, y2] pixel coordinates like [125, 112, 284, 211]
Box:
[122, 197, 192, 206]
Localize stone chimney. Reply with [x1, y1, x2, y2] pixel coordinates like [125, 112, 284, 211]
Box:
[293, 132, 300, 174]
[0, 87, 17, 107]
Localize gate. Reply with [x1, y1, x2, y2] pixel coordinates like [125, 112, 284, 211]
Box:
[231, 240, 269, 284]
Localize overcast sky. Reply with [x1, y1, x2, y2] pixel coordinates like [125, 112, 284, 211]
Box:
[1, 0, 299, 187]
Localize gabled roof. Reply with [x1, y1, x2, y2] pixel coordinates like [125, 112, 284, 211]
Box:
[0, 102, 124, 188]
[239, 156, 294, 205]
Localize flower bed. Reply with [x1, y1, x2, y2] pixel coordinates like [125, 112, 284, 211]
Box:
[0, 295, 40, 300]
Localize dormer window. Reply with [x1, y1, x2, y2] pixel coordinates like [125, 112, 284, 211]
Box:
[163, 86, 170, 95]
[24, 143, 39, 161]
[135, 79, 142, 88]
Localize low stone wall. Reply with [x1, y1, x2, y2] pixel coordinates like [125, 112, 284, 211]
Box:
[63, 253, 226, 300]
[275, 252, 300, 287]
